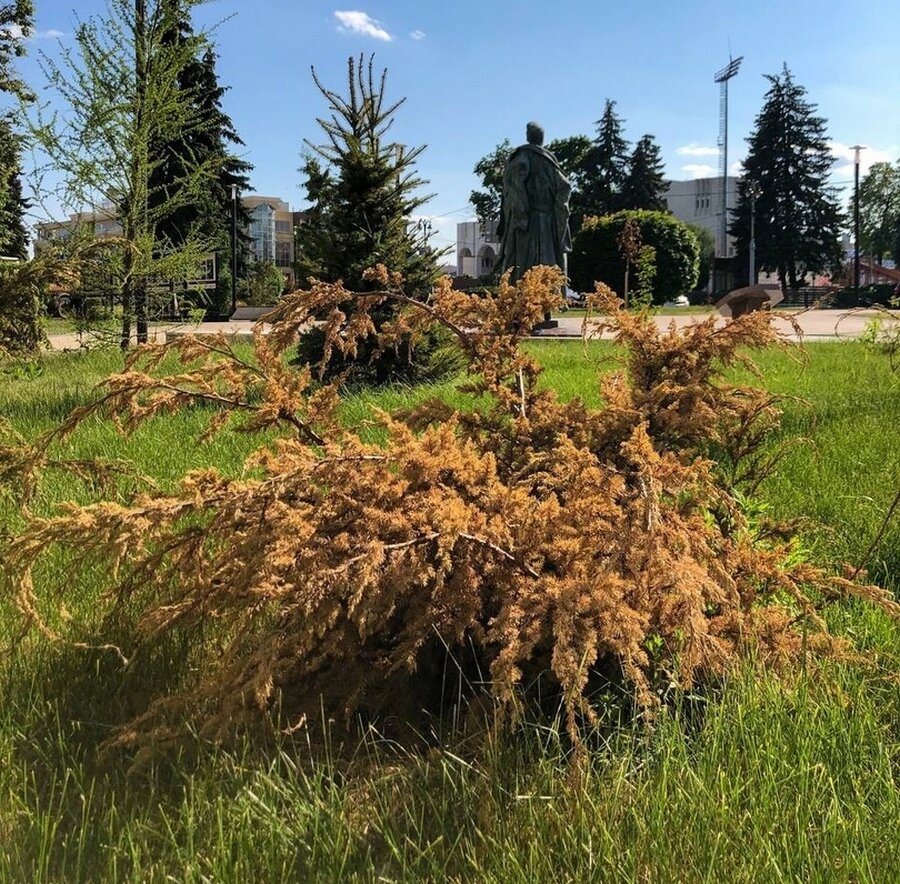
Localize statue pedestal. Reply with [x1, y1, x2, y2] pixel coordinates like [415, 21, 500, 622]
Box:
[531, 319, 559, 331]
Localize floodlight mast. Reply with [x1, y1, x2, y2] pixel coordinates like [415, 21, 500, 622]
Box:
[714, 56, 743, 263]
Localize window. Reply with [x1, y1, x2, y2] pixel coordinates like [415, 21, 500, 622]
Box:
[275, 220, 291, 234]
[275, 241, 292, 268]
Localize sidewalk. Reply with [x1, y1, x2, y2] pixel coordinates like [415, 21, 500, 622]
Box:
[45, 309, 885, 351]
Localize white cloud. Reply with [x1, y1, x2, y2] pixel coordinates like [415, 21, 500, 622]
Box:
[410, 29, 426, 40]
[334, 10, 393, 41]
[729, 161, 743, 175]
[676, 143, 720, 158]
[0, 23, 65, 40]
[681, 164, 716, 179]
[829, 141, 898, 178]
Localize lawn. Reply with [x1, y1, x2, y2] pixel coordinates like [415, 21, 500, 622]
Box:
[0, 340, 898, 882]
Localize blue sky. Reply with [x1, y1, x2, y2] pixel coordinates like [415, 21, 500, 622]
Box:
[16, 0, 900, 253]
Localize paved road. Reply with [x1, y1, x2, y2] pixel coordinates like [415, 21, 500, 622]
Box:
[46, 309, 885, 351]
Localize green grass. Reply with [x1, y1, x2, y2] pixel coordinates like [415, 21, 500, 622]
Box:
[1, 341, 899, 882]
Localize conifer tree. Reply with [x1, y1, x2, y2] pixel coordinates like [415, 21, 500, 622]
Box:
[147, 4, 252, 314]
[0, 1, 33, 258]
[295, 54, 438, 296]
[621, 134, 667, 212]
[580, 99, 630, 217]
[729, 66, 843, 291]
[294, 55, 446, 383]
[0, 115, 28, 258]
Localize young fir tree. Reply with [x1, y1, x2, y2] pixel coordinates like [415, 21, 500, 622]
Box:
[580, 99, 630, 218]
[0, 1, 33, 259]
[621, 134, 667, 212]
[30, 0, 223, 347]
[295, 55, 446, 383]
[296, 55, 438, 296]
[729, 66, 843, 291]
[147, 4, 252, 315]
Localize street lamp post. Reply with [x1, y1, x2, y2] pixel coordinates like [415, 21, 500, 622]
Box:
[851, 145, 864, 302]
[230, 184, 238, 317]
[748, 180, 762, 286]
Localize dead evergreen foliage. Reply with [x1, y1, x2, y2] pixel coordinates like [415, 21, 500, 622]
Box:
[3, 265, 899, 752]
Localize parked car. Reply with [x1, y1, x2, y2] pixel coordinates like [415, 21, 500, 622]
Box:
[662, 295, 690, 308]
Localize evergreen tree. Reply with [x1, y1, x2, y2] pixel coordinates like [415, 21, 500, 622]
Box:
[296, 54, 438, 296]
[147, 5, 252, 314]
[580, 99, 630, 218]
[729, 66, 843, 291]
[0, 1, 33, 258]
[621, 134, 667, 211]
[295, 55, 448, 384]
[0, 115, 28, 258]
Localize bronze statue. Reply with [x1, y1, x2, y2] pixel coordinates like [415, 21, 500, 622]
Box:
[497, 122, 572, 285]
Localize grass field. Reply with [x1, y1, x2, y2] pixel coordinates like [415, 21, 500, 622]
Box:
[1, 340, 899, 882]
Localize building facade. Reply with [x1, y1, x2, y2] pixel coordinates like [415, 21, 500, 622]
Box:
[663, 176, 739, 258]
[456, 219, 500, 279]
[35, 195, 305, 287]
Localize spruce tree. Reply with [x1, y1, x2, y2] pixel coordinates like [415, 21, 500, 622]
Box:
[295, 55, 446, 383]
[729, 66, 843, 291]
[296, 54, 437, 296]
[0, 1, 33, 258]
[580, 99, 630, 218]
[147, 5, 252, 314]
[0, 115, 28, 258]
[621, 134, 667, 212]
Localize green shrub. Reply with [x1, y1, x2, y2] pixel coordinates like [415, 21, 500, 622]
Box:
[570, 210, 700, 304]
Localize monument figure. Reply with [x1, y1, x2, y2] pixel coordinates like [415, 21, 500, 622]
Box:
[497, 122, 573, 289]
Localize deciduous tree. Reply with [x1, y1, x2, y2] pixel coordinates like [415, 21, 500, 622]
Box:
[30, 0, 224, 348]
[858, 160, 900, 265]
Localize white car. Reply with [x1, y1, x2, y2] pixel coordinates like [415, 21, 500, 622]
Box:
[662, 295, 690, 308]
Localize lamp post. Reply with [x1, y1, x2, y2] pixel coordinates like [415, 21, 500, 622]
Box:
[748, 180, 762, 285]
[851, 145, 864, 302]
[230, 183, 238, 316]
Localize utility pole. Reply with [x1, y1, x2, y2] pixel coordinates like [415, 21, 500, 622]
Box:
[851, 145, 864, 302]
[231, 183, 238, 316]
[133, 0, 148, 345]
[748, 180, 762, 285]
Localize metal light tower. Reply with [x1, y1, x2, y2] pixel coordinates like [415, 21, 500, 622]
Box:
[714, 56, 743, 262]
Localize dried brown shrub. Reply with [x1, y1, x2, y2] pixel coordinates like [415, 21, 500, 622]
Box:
[3, 265, 898, 751]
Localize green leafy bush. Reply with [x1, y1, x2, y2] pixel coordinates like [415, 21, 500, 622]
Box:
[570, 210, 700, 304]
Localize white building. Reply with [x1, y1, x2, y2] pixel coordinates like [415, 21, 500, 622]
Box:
[663, 176, 739, 258]
[456, 220, 500, 279]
